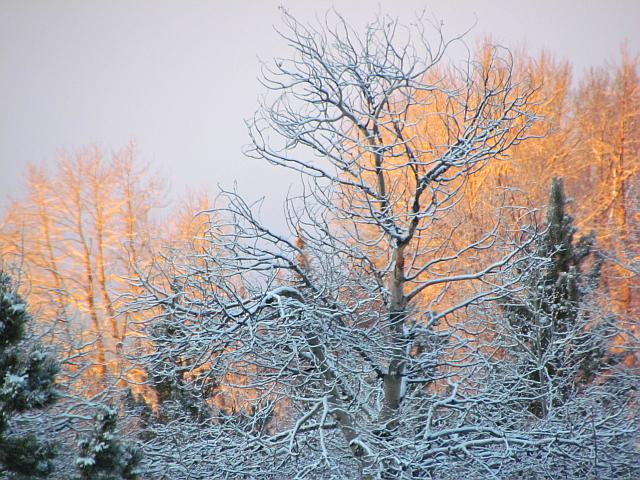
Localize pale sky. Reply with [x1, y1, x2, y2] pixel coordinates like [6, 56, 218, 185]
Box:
[1, 0, 639, 221]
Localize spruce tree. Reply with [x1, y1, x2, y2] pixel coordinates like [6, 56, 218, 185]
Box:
[0, 272, 58, 477]
[75, 405, 142, 480]
[499, 177, 617, 417]
[125, 318, 213, 448]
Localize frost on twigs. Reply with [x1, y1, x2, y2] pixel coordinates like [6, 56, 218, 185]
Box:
[128, 9, 638, 480]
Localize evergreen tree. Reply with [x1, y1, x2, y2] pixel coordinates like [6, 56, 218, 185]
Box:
[136, 315, 214, 429]
[0, 272, 58, 478]
[75, 406, 142, 480]
[499, 177, 617, 417]
[122, 316, 215, 474]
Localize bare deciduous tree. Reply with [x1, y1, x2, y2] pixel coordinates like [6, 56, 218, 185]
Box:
[129, 11, 578, 479]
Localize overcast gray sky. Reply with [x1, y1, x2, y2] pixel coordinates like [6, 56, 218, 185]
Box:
[1, 0, 639, 219]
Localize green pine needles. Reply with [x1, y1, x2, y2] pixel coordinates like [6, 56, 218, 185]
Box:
[0, 272, 58, 478]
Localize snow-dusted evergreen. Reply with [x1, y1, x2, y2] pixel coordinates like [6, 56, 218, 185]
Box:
[75, 405, 142, 480]
[497, 178, 620, 417]
[0, 272, 58, 478]
[464, 178, 640, 478]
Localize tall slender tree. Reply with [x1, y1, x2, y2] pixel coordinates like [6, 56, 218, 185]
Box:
[499, 178, 614, 416]
[486, 178, 639, 477]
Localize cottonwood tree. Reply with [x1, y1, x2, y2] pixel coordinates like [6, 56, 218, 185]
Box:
[127, 10, 588, 479]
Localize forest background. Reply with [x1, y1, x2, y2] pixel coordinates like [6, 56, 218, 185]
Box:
[0, 2, 639, 479]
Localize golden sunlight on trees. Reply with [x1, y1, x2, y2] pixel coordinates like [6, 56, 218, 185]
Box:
[457, 46, 640, 322]
[0, 10, 638, 480]
[573, 47, 640, 316]
[0, 143, 163, 395]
